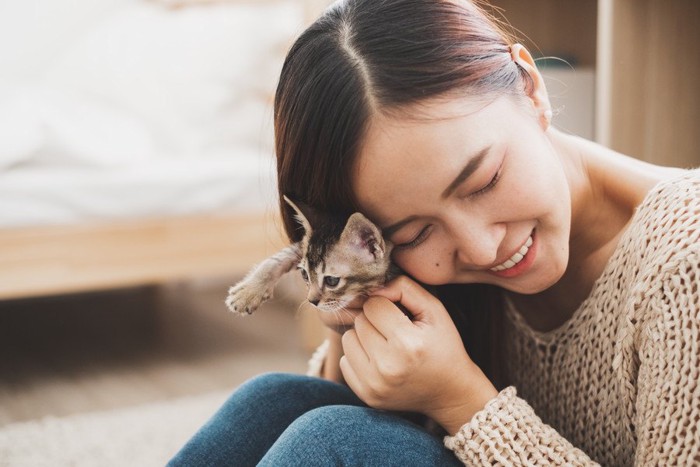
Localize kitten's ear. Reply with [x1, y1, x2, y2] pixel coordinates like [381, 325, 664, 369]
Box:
[283, 195, 314, 237]
[339, 212, 386, 261]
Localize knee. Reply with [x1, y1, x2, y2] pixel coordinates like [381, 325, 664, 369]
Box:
[286, 405, 372, 438]
[236, 372, 308, 399]
[241, 372, 301, 391]
[259, 406, 368, 465]
[237, 372, 360, 406]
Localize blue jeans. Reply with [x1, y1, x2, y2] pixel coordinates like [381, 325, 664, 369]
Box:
[168, 372, 462, 466]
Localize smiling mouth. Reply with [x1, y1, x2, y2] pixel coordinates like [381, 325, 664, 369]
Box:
[490, 233, 534, 272]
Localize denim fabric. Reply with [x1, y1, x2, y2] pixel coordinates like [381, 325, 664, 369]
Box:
[168, 372, 462, 466]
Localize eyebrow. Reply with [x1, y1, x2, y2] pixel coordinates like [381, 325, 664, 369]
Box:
[440, 146, 491, 199]
[382, 145, 492, 238]
[383, 215, 418, 238]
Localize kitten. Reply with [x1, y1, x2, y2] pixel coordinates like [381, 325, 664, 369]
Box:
[225, 196, 399, 316]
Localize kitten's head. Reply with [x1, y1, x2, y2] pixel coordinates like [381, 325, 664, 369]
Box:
[284, 196, 392, 313]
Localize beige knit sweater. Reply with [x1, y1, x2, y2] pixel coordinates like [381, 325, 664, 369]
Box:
[310, 170, 700, 466]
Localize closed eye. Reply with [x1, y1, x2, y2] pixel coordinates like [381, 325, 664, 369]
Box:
[469, 164, 502, 198]
[395, 225, 432, 250]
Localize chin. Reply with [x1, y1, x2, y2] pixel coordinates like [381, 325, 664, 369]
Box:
[513, 263, 567, 294]
[462, 265, 563, 294]
[505, 280, 555, 295]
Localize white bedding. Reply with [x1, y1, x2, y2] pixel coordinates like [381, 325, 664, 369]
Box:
[0, 0, 304, 228]
[0, 151, 277, 228]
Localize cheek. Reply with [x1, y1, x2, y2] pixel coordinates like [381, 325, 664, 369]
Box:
[393, 249, 454, 285]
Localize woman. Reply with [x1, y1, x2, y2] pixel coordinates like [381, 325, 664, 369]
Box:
[170, 0, 699, 465]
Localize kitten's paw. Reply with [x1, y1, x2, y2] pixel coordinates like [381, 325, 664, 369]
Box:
[225, 283, 273, 315]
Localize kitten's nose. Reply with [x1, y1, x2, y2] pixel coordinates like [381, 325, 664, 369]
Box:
[309, 298, 320, 306]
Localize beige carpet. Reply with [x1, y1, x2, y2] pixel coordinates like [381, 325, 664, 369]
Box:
[0, 389, 231, 466]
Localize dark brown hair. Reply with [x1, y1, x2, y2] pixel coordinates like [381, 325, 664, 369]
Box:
[274, 0, 530, 385]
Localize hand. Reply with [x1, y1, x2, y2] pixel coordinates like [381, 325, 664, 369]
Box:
[339, 276, 498, 435]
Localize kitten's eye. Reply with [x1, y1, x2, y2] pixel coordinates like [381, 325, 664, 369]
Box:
[298, 268, 309, 282]
[323, 276, 340, 288]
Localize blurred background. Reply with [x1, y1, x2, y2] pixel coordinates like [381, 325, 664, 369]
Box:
[0, 0, 697, 464]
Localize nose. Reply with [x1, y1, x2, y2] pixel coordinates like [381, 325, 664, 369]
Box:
[307, 284, 322, 306]
[451, 221, 504, 268]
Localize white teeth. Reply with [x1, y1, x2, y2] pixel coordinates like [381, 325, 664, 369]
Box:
[491, 235, 533, 272]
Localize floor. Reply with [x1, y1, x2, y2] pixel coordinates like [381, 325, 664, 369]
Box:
[0, 277, 312, 427]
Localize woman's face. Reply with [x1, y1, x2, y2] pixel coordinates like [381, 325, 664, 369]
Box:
[352, 94, 571, 294]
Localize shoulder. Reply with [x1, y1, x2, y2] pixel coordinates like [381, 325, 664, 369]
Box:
[643, 168, 700, 210]
[632, 168, 700, 265]
[627, 169, 700, 324]
[604, 169, 699, 317]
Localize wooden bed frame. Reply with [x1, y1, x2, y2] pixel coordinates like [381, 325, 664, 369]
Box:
[0, 211, 328, 350]
[0, 212, 286, 301]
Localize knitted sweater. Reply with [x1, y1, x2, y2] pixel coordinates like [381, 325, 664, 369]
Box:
[309, 170, 700, 466]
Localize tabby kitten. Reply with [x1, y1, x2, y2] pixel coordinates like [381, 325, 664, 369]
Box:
[225, 196, 399, 316]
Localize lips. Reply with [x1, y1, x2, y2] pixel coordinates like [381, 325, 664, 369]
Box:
[489, 229, 538, 278]
[490, 234, 534, 272]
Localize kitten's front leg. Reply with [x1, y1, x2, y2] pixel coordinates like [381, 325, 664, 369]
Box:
[226, 243, 302, 315]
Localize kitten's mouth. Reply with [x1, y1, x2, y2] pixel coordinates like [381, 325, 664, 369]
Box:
[316, 300, 347, 313]
[315, 300, 361, 332]
[316, 296, 363, 313]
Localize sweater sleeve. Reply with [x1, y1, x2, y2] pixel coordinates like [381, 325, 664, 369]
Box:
[443, 387, 599, 466]
[632, 251, 700, 465]
[305, 338, 330, 377]
[632, 172, 700, 464]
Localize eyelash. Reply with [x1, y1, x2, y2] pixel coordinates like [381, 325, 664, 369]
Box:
[470, 165, 502, 198]
[395, 225, 431, 250]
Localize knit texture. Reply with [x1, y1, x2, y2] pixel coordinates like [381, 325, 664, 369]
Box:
[306, 338, 330, 377]
[445, 169, 700, 465]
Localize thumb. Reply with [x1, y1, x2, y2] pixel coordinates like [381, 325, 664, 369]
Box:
[371, 276, 444, 324]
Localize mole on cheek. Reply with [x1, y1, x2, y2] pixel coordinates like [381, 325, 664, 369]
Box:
[435, 262, 440, 267]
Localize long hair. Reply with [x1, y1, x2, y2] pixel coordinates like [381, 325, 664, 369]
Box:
[274, 0, 529, 385]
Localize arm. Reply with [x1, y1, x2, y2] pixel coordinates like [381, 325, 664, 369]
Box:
[305, 330, 347, 384]
[632, 252, 700, 465]
[447, 250, 700, 466]
[322, 331, 346, 383]
[444, 387, 599, 466]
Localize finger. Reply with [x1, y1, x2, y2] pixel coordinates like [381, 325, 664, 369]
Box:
[362, 296, 413, 341]
[341, 328, 370, 366]
[370, 276, 443, 324]
[354, 311, 391, 353]
[339, 355, 366, 402]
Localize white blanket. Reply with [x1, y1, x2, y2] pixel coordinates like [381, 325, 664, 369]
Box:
[0, 0, 304, 227]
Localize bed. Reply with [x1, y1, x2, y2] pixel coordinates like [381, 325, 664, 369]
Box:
[0, 0, 322, 300]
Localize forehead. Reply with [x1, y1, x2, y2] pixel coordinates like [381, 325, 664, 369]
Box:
[351, 95, 516, 227]
[304, 243, 357, 277]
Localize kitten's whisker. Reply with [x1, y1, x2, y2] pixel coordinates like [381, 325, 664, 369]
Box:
[336, 305, 355, 322]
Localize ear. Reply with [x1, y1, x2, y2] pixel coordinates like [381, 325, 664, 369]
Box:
[510, 43, 552, 130]
[283, 195, 314, 237]
[339, 212, 386, 262]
